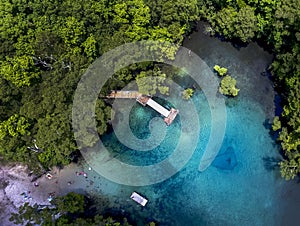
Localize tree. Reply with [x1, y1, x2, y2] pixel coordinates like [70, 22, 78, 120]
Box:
[96, 99, 113, 135]
[219, 75, 240, 96]
[136, 69, 169, 96]
[182, 88, 194, 100]
[59, 16, 86, 47]
[272, 116, 281, 131]
[279, 159, 300, 181]
[0, 78, 20, 121]
[52, 192, 85, 214]
[82, 34, 97, 61]
[9, 192, 85, 225]
[35, 109, 77, 168]
[146, 0, 199, 29]
[0, 114, 30, 139]
[276, 78, 300, 180]
[210, 5, 258, 42]
[0, 114, 32, 163]
[235, 5, 258, 42]
[9, 202, 54, 225]
[211, 7, 237, 39]
[0, 55, 40, 87]
[213, 65, 228, 76]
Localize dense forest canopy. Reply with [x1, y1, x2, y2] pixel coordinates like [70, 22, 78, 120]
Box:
[0, 0, 299, 180]
[10, 192, 136, 225]
[0, 0, 199, 171]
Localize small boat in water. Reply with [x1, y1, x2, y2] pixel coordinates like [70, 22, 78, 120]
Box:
[130, 192, 148, 206]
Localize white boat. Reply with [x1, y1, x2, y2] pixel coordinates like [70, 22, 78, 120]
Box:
[130, 192, 148, 206]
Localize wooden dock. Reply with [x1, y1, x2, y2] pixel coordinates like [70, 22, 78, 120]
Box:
[106, 91, 179, 125]
[164, 108, 179, 126]
[136, 94, 150, 106]
[106, 90, 142, 99]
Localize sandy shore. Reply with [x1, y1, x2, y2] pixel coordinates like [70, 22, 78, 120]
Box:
[0, 163, 90, 226]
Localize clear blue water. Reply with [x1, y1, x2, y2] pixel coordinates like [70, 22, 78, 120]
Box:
[77, 22, 300, 225]
[95, 91, 282, 226]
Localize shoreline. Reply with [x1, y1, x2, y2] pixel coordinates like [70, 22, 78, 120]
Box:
[0, 163, 90, 225]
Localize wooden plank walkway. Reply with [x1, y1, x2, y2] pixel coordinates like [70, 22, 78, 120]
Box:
[106, 90, 142, 99]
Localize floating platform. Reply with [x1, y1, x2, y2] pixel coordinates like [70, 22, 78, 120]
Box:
[130, 192, 148, 206]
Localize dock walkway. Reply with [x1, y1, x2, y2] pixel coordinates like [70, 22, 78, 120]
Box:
[146, 98, 170, 118]
[107, 90, 141, 99]
[106, 91, 179, 125]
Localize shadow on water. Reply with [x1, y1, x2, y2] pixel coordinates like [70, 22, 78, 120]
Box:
[263, 118, 272, 130]
[263, 118, 281, 142]
[274, 94, 283, 116]
[225, 96, 239, 108]
[262, 156, 281, 171]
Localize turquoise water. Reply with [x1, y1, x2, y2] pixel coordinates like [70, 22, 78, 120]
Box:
[95, 91, 282, 226]
[76, 22, 300, 225]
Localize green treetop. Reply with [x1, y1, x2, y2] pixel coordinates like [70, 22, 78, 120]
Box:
[0, 114, 30, 140]
[214, 65, 228, 76]
[182, 88, 194, 100]
[136, 69, 169, 96]
[219, 75, 240, 97]
[0, 55, 40, 87]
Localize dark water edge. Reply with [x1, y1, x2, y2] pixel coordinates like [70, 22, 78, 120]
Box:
[183, 22, 275, 119]
[183, 21, 300, 226]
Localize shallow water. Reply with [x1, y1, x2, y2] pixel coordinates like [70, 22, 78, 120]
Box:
[47, 22, 300, 225]
[91, 95, 283, 225]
